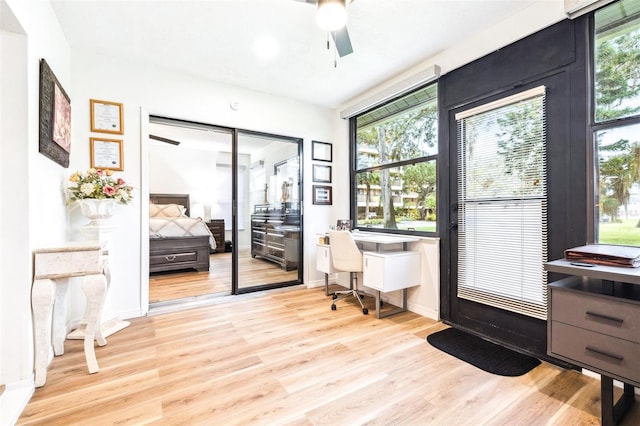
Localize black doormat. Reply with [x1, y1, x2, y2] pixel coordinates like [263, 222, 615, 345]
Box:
[426, 327, 541, 377]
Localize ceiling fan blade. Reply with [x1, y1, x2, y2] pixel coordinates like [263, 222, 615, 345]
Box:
[332, 26, 353, 57]
[149, 134, 181, 146]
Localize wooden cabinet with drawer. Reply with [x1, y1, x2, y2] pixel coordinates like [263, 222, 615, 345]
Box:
[548, 277, 640, 387]
[545, 259, 640, 426]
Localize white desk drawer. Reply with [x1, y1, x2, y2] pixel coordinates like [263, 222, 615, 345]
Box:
[316, 244, 337, 274]
[363, 251, 420, 292]
[34, 250, 102, 279]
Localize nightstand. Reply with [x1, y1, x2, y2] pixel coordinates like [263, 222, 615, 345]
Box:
[207, 219, 225, 253]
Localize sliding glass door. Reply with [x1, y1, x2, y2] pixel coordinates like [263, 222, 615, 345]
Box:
[236, 130, 302, 293]
[148, 117, 233, 304]
[147, 117, 303, 305]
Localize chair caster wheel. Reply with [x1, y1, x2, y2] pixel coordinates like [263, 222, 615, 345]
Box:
[363, 308, 369, 315]
[332, 294, 338, 300]
[331, 304, 337, 311]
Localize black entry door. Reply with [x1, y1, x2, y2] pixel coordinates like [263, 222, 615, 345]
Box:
[441, 19, 589, 359]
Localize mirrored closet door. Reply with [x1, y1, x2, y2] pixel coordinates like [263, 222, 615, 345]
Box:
[147, 118, 303, 305]
[148, 117, 233, 304]
[237, 130, 302, 292]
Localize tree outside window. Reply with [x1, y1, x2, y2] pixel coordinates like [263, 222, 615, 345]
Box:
[594, 0, 640, 245]
[354, 84, 438, 233]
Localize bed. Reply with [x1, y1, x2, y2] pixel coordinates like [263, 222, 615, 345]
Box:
[149, 193, 216, 273]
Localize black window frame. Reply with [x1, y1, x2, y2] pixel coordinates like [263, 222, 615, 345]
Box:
[590, 0, 640, 244]
[349, 82, 439, 237]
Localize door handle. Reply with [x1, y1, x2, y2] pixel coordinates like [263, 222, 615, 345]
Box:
[449, 222, 458, 229]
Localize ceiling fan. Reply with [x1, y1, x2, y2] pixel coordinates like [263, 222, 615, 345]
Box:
[294, 0, 354, 58]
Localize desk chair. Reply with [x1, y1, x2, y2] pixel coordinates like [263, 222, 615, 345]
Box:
[328, 230, 368, 315]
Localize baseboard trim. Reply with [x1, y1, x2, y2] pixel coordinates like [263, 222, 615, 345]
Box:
[0, 382, 33, 425]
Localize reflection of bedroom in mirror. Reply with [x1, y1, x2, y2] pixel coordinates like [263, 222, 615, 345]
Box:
[148, 117, 302, 306]
[240, 131, 301, 292]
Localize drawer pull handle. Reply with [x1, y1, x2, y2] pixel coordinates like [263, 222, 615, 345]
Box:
[585, 311, 624, 324]
[165, 255, 177, 262]
[585, 346, 624, 362]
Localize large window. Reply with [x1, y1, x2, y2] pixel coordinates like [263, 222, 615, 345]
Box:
[594, 0, 640, 245]
[353, 83, 438, 233]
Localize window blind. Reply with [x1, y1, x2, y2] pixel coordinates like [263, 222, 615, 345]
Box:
[456, 86, 548, 320]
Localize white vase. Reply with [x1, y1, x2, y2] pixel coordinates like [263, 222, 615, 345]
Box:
[78, 198, 115, 224]
[77, 199, 117, 243]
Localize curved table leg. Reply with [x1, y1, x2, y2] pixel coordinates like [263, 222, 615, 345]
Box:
[52, 278, 68, 356]
[81, 273, 108, 374]
[32, 278, 56, 388]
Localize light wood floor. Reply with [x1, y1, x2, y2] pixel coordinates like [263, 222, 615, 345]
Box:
[19, 287, 640, 425]
[149, 249, 298, 303]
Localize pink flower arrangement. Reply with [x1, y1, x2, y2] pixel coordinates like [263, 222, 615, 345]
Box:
[68, 168, 133, 205]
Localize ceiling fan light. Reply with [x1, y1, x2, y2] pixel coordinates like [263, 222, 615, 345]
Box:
[316, 0, 347, 32]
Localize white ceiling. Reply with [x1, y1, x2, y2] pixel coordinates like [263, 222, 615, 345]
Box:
[51, 0, 538, 109]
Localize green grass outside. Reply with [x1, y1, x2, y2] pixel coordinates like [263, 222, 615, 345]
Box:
[599, 219, 640, 246]
[365, 219, 639, 242]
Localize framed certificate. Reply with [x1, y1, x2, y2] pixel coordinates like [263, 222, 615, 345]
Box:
[312, 141, 332, 162]
[90, 99, 124, 134]
[90, 137, 124, 171]
[312, 164, 332, 183]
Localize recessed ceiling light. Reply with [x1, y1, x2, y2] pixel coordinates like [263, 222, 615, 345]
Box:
[253, 35, 279, 61]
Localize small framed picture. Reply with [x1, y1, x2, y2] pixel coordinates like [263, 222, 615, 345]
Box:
[336, 219, 352, 231]
[312, 185, 332, 205]
[312, 141, 332, 162]
[90, 137, 124, 171]
[312, 164, 332, 183]
[90, 99, 124, 134]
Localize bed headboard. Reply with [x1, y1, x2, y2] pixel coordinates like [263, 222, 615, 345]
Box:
[150, 193, 190, 217]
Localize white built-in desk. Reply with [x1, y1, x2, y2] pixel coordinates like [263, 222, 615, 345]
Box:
[317, 232, 421, 318]
[31, 241, 109, 387]
[351, 232, 419, 251]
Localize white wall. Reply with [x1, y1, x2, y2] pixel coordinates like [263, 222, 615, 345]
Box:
[69, 49, 339, 319]
[1, 0, 71, 421]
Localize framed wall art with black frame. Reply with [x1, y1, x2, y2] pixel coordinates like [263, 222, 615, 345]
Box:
[312, 140, 332, 162]
[312, 185, 332, 205]
[39, 58, 71, 168]
[312, 164, 332, 183]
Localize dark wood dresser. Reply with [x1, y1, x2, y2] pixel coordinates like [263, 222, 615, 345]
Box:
[250, 208, 299, 271]
[206, 219, 225, 253]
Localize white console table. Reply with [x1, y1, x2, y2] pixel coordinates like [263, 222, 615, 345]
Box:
[31, 241, 109, 387]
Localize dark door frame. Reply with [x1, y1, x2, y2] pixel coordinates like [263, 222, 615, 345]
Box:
[147, 116, 304, 300]
[438, 17, 590, 359]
